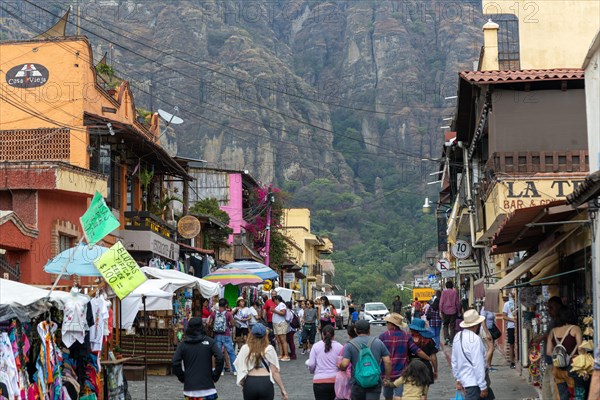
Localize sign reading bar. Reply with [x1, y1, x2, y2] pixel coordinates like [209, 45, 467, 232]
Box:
[80, 192, 120, 246]
[94, 241, 147, 299]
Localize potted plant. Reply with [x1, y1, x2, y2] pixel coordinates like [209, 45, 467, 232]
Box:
[113, 345, 123, 359]
[139, 169, 154, 211]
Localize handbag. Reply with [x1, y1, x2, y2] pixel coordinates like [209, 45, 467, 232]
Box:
[489, 323, 501, 340]
[335, 368, 352, 399]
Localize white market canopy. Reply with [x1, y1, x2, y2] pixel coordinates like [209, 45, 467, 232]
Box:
[120, 279, 174, 330]
[0, 278, 70, 322]
[140, 267, 220, 297]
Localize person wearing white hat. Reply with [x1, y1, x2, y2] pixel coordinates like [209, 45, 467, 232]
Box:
[451, 309, 496, 400]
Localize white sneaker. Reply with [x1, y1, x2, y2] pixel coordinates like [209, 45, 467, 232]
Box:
[233, 371, 237, 376]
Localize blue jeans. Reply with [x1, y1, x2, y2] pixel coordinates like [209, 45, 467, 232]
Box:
[430, 325, 441, 348]
[215, 334, 236, 372]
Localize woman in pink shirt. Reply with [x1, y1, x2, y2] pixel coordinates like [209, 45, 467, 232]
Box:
[305, 325, 343, 400]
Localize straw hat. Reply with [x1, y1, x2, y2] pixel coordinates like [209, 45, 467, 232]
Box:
[383, 313, 406, 329]
[459, 309, 486, 328]
[236, 296, 246, 304]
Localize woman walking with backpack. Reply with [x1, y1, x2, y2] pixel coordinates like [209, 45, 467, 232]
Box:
[285, 301, 298, 360]
[306, 325, 344, 400]
[546, 306, 583, 400]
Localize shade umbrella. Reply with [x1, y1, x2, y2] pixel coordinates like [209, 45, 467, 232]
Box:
[43, 242, 108, 277]
[204, 268, 263, 286]
[222, 260, 279, 280]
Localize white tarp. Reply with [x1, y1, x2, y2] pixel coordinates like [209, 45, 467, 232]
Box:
[0, 278, 70, 321]
[274, 287, 299, 303]
[120, 279, 174, 329]
[140, 267, 220, 297]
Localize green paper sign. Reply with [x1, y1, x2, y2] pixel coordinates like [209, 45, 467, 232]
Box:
[80, 192, 120, 246]
[94, 241, 147, 299]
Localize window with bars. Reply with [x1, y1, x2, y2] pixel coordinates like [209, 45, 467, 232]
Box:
[494, 14, 520, 70]
[58, 234, 73, 253]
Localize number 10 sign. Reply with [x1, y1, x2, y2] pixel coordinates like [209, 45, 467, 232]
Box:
[451, 240, 472, 260]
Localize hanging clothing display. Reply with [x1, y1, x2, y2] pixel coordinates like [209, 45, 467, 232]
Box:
[0, 332, 19, 399]
[61, 290, 91, 348]
[35, 321, 63, 400]
[89, 296, 109, 352]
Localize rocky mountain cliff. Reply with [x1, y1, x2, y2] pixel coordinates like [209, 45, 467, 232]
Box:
[2, 1, 484, 292]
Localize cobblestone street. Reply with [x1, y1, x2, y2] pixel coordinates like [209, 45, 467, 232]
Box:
[128, 325, 541, 400]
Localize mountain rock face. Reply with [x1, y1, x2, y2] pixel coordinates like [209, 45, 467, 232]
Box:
[1, 0, 483, 252]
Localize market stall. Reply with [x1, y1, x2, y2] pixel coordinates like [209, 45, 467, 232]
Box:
[0, 279, 104, 400]
[118, 268, 220, 375]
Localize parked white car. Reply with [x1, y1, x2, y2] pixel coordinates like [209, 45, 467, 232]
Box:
[361, 302, 390, 325]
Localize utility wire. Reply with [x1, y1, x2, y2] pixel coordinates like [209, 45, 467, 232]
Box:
[20, 0, 425, 115]
[16, 2, 433, 158]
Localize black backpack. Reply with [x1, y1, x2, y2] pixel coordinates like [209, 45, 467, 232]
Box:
[290, 311, 300, 329]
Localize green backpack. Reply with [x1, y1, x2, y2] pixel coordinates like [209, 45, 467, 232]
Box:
[350, 337, 380, 388]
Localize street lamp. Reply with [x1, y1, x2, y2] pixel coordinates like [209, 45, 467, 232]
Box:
[426, 255, 437, 267]
[422, 197, 452, 215]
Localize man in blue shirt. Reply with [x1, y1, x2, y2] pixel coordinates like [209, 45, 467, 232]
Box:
[352, 309, 359, 323]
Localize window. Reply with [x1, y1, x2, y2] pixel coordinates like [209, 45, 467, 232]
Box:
[365, 303, 387, 312]
[58, 234, 73, 253]
[493, 14, 520, 70]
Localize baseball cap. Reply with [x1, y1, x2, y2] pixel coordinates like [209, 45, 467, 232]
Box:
[355, 320, 370, 332]
[251, 323, 267, 338]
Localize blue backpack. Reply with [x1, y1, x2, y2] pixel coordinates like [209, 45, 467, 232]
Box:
[350, 337, 380, 388]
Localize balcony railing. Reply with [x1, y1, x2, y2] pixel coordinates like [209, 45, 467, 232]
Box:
[480, 151, 589, 196]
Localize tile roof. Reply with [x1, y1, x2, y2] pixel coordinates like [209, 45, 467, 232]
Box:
[566, 170, 600, 207]
[460, 69, 584, 84]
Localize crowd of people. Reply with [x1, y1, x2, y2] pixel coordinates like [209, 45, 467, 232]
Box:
[169, 284, 575, 400]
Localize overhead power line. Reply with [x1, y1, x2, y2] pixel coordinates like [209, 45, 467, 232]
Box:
[15, 1, 436, 159]
[19, 0, 423, 116]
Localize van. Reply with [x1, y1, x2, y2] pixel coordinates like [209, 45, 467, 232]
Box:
[326, 295, 350, 329]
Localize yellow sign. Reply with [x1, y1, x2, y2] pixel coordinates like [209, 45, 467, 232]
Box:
[413, 288, 435, 302]
[94, 241, 147, 299]
[494, 179, 586, 212]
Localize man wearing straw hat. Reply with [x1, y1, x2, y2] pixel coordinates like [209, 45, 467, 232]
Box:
[380, 313, 431, 400]
[451, 309, 496, 400]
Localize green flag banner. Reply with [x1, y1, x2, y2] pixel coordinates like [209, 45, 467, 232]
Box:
[94, 241, 147, 299]
[80, 192, 120, 246]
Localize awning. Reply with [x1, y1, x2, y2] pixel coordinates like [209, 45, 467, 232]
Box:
[488, 227, 578, 290]
[178, 242, 215, 255]
[491, 201, 580, 254]
[84, 112, 192, 180]
[295, 270, 306, 279]
[567, 170, 600, 207]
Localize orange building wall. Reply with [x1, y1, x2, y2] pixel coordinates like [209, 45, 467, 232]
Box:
[23, 190, 90, 284]
[0, 37, 160, 169]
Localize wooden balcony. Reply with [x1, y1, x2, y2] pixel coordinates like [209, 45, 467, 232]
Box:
[480, 150, 589, 197]
[485, 151, 588, 174]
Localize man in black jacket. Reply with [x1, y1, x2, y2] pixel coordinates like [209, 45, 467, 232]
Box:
[172, 317, 224, 399]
